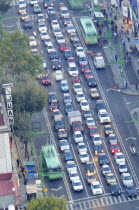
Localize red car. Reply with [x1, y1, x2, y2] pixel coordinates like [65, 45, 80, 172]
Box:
[50, 100, 58, 111]
[67, 57, 76, 66]
[89, 126, 99, 137]
[110, 143, 121, 154]
[71, 75, 80, 83]
[72, 121, 83, 132]
[41, 74, 51, 85]
[59, 43, 70, 51]
[81, 64, 90, 73]
[84, 70, 93, 79]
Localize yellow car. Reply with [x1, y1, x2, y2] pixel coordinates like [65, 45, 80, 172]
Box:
[89, 88, 100, 99]
[18, 6, 26, 14]
[20, 12, 29, 21]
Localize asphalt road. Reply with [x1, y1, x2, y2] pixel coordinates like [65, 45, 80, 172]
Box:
[3, 0, 139, 209]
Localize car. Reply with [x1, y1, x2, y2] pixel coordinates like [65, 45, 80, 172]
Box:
[59, 3, 66, 9]
[106, 173, 116, 185]
[29, 36, 37, 46]
[80, 100, 89, 111]
[53, 109, 62, 119]
[40, 31, 48, 40]
[72, 121, 83, 133]
[79, 152, 90, 163]
[96, 99, 106, 111]
[56, 70, 63, 81]
[30, 48, 39, 55]
[24, 19, 32, 29]
[83, 109, 92, 118]
[73, 131, 83, 143]
[94, 144, 103, 155]
[37, 14, 45, 22]
[51, 20, 60, 29]
[104, 125, 114, 135]
[126, 185, 137, 198]
[63, 93, 72, 104]
[79, 56, 88, 66]
[33, 3, 41, 13]
[87, 77, 97, 87]
[64, 50, 73, 59]
[56, 35, 66, 44]
[89, 126, 99, 137]
[98, 153, 109, 165]
[114, 152, 125, 164]
[19, 0, 27, 7]
[49, 50, 59, 59]
[44, 0, 53, 8]
[67, 24, 76, 34]
[48, 92, 57, 103]
[86, 162, 96, 174]
[84, 71, 94, 79]
[77, 142, 87, 153]
[72, 179, 83, 191]
[61, 80, 69, 92]
[60, 43, 70, 52]
[121, 173, 133, 187]
[59, 140, 69, 151]
[68, 67, 78, 76]
[63, 16, 72, 25]
[53, 28, 62, 37]
[65, 103, 73, 114]
[110, 183, 121, 196]
[69, 171, 80, 182]
[64, 149, 73, 161]
[71, 75, 80, 83]
[54, 117, 64, 130]
[108, 134, 118, 144]
[41, 74, 51, 85]
[98, 109, 111, 123]
[118, 163, 128, 173]
[68, 57, 76, 66]
[42, 60, 47, 68]
[20, 12, 29, 21]
[38, 22, 47, 32]
[91, 181, 103, 195]
[81, 64, 90, 73]
[76, 92, 85, 103]
[18, 6, 26, 14]
[86, 117, 95, 128]
[92, 134, 102, 145]
[75, 47, 85, 57]
[50, 100, 58, 111]
[70, 33, 78, 42]
[58, 129, 67, 139]
[60, 7, 70, 18]
[47, 44, 55, 53]
[44, 36, 52, 46]
[66, 161, 77, 173]
[49, 11, 58, 21]
[52, 59, 61, 70]
[110, 143, 121, 154]
[47, 6, 54, 13]
[90, 88, 100, 98]
[73, 83, 83, 93]
[101, 164, 111, 176]
[73, 39, 81, 48]
[86, 173, 96, 185]
[30, 0, 38, 6]
[93, 53, 105, 69]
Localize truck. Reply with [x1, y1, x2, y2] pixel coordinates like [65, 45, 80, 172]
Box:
[68, 110, 82, 125]
[93, 53, 105, 69]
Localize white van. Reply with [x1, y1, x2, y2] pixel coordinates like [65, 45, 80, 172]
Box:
[93, 53, 105, 69]
[111, 0, 118, 7]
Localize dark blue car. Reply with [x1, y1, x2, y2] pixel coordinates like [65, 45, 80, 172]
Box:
[64, 149, 73, 161]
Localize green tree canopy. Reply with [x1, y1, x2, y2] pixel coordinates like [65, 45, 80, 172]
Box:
[0, 30, 43, 76]
[0, 0, 12, 14]
[26, 196, 67, 210]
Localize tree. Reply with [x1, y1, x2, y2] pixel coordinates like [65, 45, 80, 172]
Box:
[0, 0, 12, 14]
[26, 196, 67, 210]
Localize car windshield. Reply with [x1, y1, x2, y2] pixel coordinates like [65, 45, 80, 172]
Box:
[81, 154, 88, 158]
[109, 136, 116, 140]
[62, 83, 67, 87]
[68, 26, 74, 29]
[78, 94, 84, 98]
[64, 17, 70, 21]
[79, 145, 85, 149]
[124, 176, 131, 180]
[94, 137, 100, 141]
[58, 36, 64, 40]
[67, 164, 75, 168]
[53, 60, 60, 65]
[73, 122, 81, 127]
[61, 44, 67, 47]
[65, 152, 72, 156]
[75, 85, 81, 89]
[61, 141, 68, 146]
[103, 167, 109, 171]
[62, 10, 68, 14]
[49, 94, 56, 99]
[70, 67, 77, 71]
[117, 155, 124, 159]
[66, 104, 72, 109]
[111, 145, 119, 148]
[78, 49, 83, 52]
[119, 165, 126, 168]
[70, 173, 78, 177]
[127, 186, 135, 190]
[87, 175, 95, 179]
[93, 185, 100, 189]
[95, 145, 102, 150]
[87, 164, 94, 169]
[101, 113, 108, 117]
[85, 111, 91, 114]
[51, 101, 57, 106]
[51, 52, 57, 56]
[74, 182, 81, 186]
[80, 57, 87, 61]
[54, 111, 60, 115]
[107, 175, 114, 179]
[68, 59, 74, 62]
[42, 76, 49, 80]
[76, 134, 81, 138]
[87, 119, 94, 124]
[65, 96, 70, 99]
[106, 127, 112, 130]
[82, 102, 88, 106]
[112, 185, 118, 190]
[48, 45, 53, 49]
[38, 16, 44, 20]
[100, 155, 107, 160]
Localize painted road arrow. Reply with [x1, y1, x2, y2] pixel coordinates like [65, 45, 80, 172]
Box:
[125, 137, 136, 141]
[51, 187, 62, 191]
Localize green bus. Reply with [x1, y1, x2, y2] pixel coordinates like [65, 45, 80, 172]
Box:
[42, 144, 63, 180]
[68, 0, 84, 10]
[80, 17, 98, 45]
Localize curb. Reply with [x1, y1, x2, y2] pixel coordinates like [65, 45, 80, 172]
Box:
[120, 89, 139, 96]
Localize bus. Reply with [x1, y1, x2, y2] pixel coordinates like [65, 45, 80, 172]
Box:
[42, 144, 63, 180]
[80, 17, 98, 45]
[68, 0, 84, 10]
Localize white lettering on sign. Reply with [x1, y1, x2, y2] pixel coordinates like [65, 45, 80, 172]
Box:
[5, 88, 11, 95]
[9, 117, 14, 124]
[7, 102, 13, 109]
[6, 95, 12, 102]
[8, 110, 13, 117]
[2, 83, 13, 88]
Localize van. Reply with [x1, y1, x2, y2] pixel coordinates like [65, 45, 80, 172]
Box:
[111, 0, 118, 7]
[93, 53, 105, 69]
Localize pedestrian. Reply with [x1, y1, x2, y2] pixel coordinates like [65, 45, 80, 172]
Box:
[122, 39, 125, 47]
[126, 82, 127, 88]
[20, 164, 24, 173]
[114, 24, 118, 32]
[127, 34, 130, 42]
[115, 54, 118, 61]
[99, 29, 102, 36]
[99, 40, 103, 47]
[115, 4, 118, 11]
[126, 29, 129, 35]
[16, 158, 20, 167]
[105, 12, 108, 19]
[135, 83, 138, 90]
[123, 19, 125, 24]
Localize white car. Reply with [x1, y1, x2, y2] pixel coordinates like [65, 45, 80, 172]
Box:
[76, 47, 85, 57]
[68, 66, 78, 76]
[69, 171, 80, 182]
[30, 0, 38, 6]
[121, 173, 133, 187]
[56, 70, 63, 81]
[114, 152, 125, 164]
[80, 100, 89, 111]
[53, 28, 62, 37]
[85, 117, 95, 128]
[51, 20, 60, 29]
[67, 24, 76, 34]
[44, 36, 52, 46]
[98, 109, 111, 123]
[79, 152, 90, 163]
[92, 134, 102, 145]
[47, 44, 55, 53]
[42, 60, 47, 68]
[60, 7, 70, 18]
[77, 142, 87, 153]
[38, 22, 47, 32]
[66, 161, 77, 173]
[59, 140, 69, 151]
[40, 31, 48, 40]
[101, 165, 111, 176]
[118, 163, 128, 173]
[56, 35, 66, 44]
[91, 181, 103, 195]
[47, 7, 54, 14]
[73, 131, 83, 143]
[37, 14, 45, 22]
[19, 0, 26, 7]
[72, 179, 83, 191]
[29, 36, 37, 46]
[76, 92, 85, 103]
[73, 83, 83, 93]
